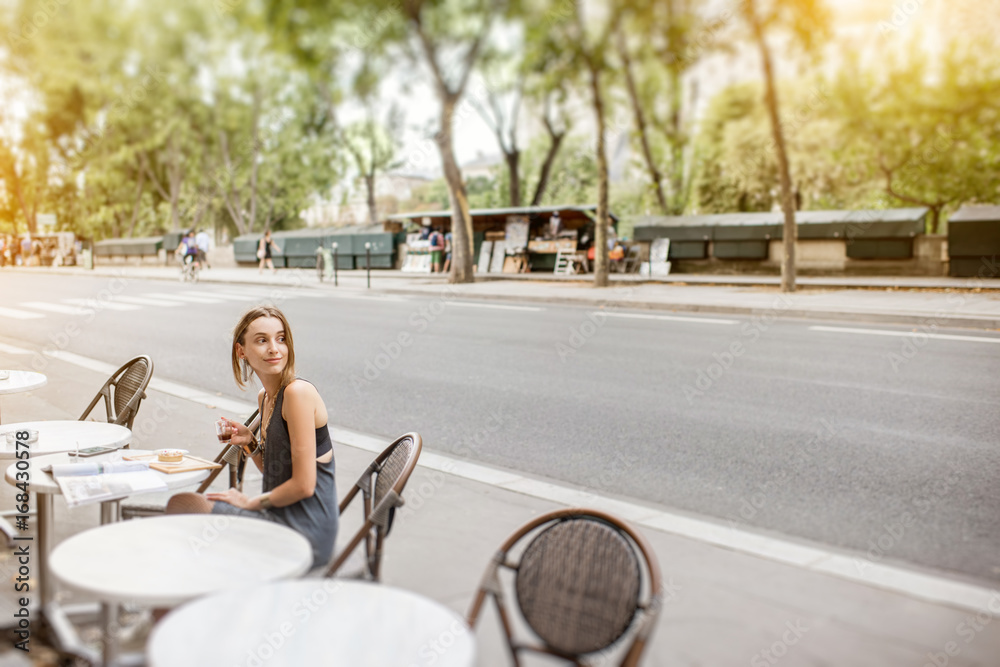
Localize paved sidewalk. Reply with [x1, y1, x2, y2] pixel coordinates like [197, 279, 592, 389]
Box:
[9, 264, 1000, 330]
[1, 340, 998, 665]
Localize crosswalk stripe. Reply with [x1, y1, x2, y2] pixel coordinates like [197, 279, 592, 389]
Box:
[64, 298, 141, 311]
[115, 296, 181, 307]
[0, 306, 45, 320]
[284, 291, 327, 298]
[187, 291, 255, 301]
[143, 292, 224, 304]
[21, 301, 91, 315]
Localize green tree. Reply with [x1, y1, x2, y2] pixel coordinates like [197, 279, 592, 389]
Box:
[831, 41, 1000, 233]
[740, 0, 829, 292]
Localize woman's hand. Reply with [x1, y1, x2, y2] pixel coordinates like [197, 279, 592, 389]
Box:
[205, 488, 258, 510]
[219, 416, 254, 453]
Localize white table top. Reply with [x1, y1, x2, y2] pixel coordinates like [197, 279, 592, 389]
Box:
[0, 370, 47, 396]
[4, 450, 211, 495]
[50, 515, 312, 607]
[148, 580, 476, 667]
[0, 420, 131, 459]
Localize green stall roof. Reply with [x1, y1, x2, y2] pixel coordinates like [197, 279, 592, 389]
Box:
[634, 208, 928, 242]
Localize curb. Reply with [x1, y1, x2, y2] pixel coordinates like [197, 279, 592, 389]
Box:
[8, 267, 1000, 330]
[377, 288, 1000, 331]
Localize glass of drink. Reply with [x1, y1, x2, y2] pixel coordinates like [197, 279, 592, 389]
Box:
[215, 419, 233, 446]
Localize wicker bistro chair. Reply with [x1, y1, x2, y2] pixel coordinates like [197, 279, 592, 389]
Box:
[79, 355, 153, 431]
[119, 411, 260, 521]
[467, 508, 663, 667]
[322, 432, 422, 581]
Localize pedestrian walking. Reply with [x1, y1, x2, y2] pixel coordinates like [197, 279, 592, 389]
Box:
[429, 227, 445, 273]
[258, 230, 279, 274]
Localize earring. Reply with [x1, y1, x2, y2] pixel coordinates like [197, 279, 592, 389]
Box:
[241, 358, 252, 383]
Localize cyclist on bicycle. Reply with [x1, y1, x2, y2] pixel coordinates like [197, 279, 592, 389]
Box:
[175, 231, 200, 273]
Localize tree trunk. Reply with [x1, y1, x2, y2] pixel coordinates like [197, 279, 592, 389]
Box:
[587, 61, 610, 288]
[531, 120, 565, 206]
[168, 135, 183, 232]
[11, 170, 36, 235]
[506, 150, 521, 207]
[365, 173, 378, 225]
[126, 167, 145, 237]
[437, 98, 475, 283]
[617, 27, 669, 214]
[248, 89, 261, 233]
[747, 0, 796, 293]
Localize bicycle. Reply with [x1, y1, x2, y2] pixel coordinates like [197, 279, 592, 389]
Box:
[180, 255, 200, 283]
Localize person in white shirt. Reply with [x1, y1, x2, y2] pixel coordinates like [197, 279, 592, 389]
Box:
[195, 229, 212, 269]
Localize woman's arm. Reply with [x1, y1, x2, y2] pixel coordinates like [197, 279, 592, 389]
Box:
[207, 383, 320, 511]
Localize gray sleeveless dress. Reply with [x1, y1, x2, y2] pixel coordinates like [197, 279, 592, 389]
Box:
[212, 381, 339, 569]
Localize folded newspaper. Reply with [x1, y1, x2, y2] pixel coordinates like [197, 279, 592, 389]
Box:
[48, 461, 168, 508]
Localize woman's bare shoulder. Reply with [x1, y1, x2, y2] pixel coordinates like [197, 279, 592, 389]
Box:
[283, 379, 322, 404]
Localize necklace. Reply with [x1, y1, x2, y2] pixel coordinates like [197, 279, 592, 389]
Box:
[259, 390, 278, 455]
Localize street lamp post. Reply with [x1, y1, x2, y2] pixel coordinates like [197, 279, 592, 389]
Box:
[331, 242, 338, 287]
[365, 242, 371, 289]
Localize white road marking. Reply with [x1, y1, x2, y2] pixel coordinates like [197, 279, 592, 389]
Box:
[0, 306, 45, 320]
[187, 290, 255, 301]
[64, 298, 141, 311]
[334, 426, 999, 614]
[143, 292, 224, 304]
[44, 350, 257, 415]
[447, 301, 543, 312]
[20, 301, 91, 315]
[0, 342, 32, 354]
[809, 325, 1000, 344]
[599, 312, 738, 325]
[115, 296, 181, 307]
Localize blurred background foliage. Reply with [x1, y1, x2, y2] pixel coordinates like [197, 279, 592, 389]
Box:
[0, 0, 997, 241]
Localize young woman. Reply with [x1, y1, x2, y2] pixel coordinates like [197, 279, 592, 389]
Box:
[165, 306, 339, 569]
[257, 230, 278, 274]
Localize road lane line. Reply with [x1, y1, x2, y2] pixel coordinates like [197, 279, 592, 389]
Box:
[0, 306, 45, 320]
[43, 350, 257, 414]
[447, 301, 543, 312]
[809, 325, 1000, 344]
[143, 292, 224, 304]
[599, 312, 738, 325]
[20, 302, 91, 315]
[115, 296, 182, 307]
[0, 342, 32, 354]
[333, 426, 999, 614]
[64, 298, 141, 311]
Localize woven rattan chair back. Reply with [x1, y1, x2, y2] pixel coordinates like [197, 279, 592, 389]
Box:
[323, 432, 422, 580]
[468, 508, 663, 667]
[79, 355, 153, 430]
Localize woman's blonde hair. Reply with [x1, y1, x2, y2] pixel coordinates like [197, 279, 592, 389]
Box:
[231, 306, 296, 390]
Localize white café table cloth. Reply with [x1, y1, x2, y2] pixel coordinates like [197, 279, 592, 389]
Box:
[148, 579, 476, 667]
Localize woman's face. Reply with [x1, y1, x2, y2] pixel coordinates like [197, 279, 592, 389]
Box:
[239, 316, 288, 379]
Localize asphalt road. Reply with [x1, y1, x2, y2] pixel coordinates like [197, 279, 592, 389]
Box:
[2, 271, 999, 585]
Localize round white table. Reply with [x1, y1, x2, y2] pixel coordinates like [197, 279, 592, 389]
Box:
[148, 580, 476, 667]
[0, 371, 47, 423]
[4, 450, 209, 606]
[53, 514, 312, 667]
[0, 420, 131, 459]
